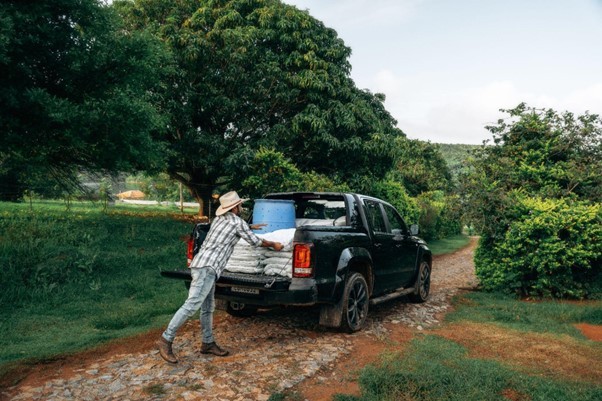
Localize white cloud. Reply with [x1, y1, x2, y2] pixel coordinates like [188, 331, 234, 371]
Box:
[565, 84, 602, 115]
[376, 79, 602, 144]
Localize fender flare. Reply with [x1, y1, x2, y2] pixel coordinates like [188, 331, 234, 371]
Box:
[413, 245, 432, 281]
[332, 247, 373, 300]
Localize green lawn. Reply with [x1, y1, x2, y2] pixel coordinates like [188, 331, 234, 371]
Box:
[0, 201, 195, 376]
[428, 234, 471, 256]
[0, 200, 474, 382]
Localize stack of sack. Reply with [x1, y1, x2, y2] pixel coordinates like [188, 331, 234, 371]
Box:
[224, 228, 296, 277]
[224, 241, 264, 274]
[258, 228, 295, 277]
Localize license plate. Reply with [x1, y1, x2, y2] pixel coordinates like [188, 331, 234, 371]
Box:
[230, 286, 259, 295]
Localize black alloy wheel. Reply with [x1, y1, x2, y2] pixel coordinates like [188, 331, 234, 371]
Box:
[409, 260, 431, 303]
[341, 272, 369, 333]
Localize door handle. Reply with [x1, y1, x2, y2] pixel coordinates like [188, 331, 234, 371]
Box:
[374, 243, 382, 248]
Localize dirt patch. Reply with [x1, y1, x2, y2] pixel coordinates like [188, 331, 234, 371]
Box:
[297, 324, 414, 401]
[433, 322, 602, 383]
[575, 323, 602, 342]
[500, 388, 531, 401]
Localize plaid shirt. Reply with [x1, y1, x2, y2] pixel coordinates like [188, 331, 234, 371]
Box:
[190, 212, 262, 278]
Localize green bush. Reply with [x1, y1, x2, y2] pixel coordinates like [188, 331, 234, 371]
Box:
[416, 191, 462, 240]
[475, 197, 602, 299]
[370, 179, 420, 224]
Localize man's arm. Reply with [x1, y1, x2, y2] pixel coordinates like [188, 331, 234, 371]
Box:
[260, 240, 283, 251]
[235, 216, 283, 251]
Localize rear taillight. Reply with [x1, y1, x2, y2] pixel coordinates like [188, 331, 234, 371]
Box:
[293, 243, 313, 278]
[186, 235, 194, 266]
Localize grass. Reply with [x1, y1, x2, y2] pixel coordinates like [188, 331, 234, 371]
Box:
[0, 200, 196, 375]
[0, 200, 472, 376]
[334, 335, 601, 401]
[427, 234, 471, 256]
[448, 292, 602, 338]
[335, 292, 602, 401]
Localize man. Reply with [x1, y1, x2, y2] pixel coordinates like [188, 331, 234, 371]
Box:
[158, 191, 284, 363]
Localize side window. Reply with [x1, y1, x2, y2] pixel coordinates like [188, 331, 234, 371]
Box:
[384, 205, 408, 234]
[364, 200, 387, 233]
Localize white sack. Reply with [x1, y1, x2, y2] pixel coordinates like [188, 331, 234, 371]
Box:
[225, 265, 264, 274]
[263, 250, 293, 258]
[264, 263, 292, 278]
[261, 256, 293, 266]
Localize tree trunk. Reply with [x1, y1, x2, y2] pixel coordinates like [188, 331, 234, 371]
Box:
[190, 185, 213, 217]
[168, 170, 217, 218]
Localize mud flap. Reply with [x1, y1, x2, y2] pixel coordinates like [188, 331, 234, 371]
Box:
[319, 298, 344, 328]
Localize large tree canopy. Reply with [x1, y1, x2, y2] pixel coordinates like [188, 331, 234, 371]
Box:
[0, 0, 169, 200]
[116, 0, 403, 214]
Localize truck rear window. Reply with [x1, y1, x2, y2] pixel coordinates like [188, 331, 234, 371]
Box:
[296, 199, 345, 220]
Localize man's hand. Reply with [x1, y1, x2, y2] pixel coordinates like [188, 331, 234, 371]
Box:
[261, 240, 284, 251]
[250, 223, 267, 230]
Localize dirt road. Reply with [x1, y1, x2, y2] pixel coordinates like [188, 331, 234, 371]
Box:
[3, 239, 481, 401]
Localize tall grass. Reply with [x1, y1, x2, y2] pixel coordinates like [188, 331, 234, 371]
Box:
[0, 201, 195, 369]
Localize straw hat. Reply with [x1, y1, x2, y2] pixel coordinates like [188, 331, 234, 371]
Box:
[215, 191, 248, 216]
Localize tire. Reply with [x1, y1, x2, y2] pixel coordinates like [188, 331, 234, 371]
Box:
[409, 260, 431, 303]
[340, 272, 369, 333]
[226, 301, 258, 317]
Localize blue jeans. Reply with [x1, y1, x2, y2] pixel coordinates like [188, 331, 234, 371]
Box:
[162, 267, 216, 344]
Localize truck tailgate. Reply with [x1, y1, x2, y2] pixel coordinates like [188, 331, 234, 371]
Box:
[160, 270, 291, 291]
[219, 271, 291, 291]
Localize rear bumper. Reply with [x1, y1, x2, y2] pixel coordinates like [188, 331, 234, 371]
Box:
[160, 270, 318, 306]
[216, 276, 318, 306]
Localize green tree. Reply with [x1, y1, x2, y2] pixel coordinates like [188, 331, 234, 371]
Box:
[461, 103, 602, 237]
[240, 147, 348, 200]
[0, 0, 169, 200]
[116, 0, 402, 215]
[436, 143, 479, 185]
[461, 104, 602, 298]
[391, 138, 453, 197]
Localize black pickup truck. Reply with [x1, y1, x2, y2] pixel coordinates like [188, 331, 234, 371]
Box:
[162, 192, 432, 332]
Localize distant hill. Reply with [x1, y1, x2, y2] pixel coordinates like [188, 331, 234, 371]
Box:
[435, 143, 480, 181]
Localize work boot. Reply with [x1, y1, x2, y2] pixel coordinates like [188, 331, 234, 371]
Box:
[200, 341, 229, 356]
[157, 337, 178, 363]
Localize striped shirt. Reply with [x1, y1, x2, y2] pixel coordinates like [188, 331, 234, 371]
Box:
[190, 212, 262, 278]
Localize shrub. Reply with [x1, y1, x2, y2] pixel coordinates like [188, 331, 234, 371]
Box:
[370, 179, 420, 224]
[416, 191, 462, 240]
[475, 197, 602, 299]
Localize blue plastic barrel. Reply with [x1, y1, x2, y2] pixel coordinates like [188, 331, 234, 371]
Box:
[252, 199, 296, 234]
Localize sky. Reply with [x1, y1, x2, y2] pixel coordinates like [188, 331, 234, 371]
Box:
[282, 0, 602, 144]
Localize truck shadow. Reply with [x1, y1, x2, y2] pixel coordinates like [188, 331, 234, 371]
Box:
[228, 296, 416, 333]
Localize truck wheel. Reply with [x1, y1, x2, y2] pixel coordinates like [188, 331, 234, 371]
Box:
[226, 302, 258, 317]
[409, 260, 431, 303]
[340, 272, 369, 333]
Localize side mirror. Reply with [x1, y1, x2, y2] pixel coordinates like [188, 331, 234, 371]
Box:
[410, 224, 420, 236]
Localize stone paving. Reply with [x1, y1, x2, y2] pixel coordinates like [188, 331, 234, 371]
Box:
[3, 238, 478, 401]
